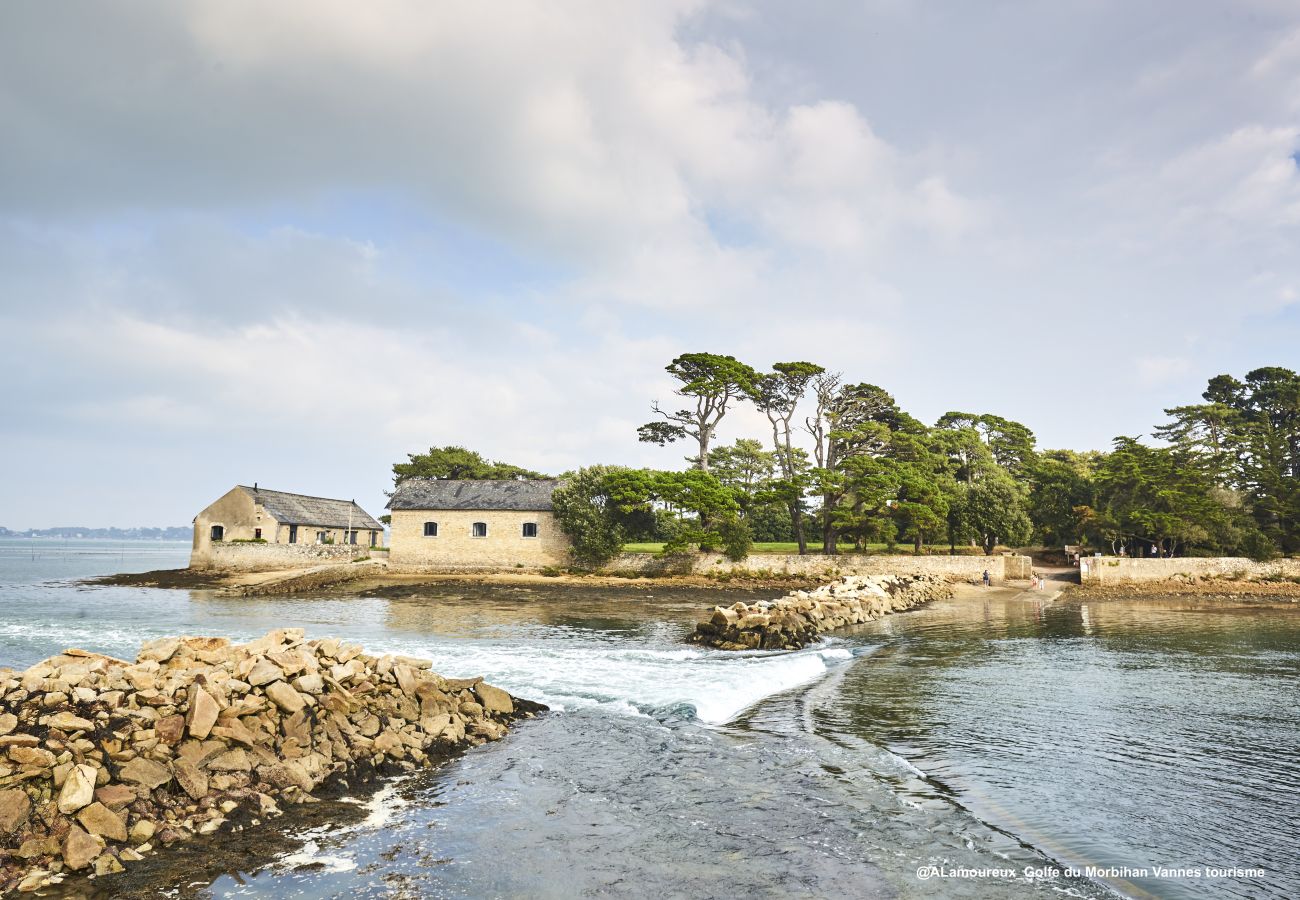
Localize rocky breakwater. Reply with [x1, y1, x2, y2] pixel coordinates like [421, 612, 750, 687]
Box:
[0, 629, 543, 894]
[687, 574, 953, 650]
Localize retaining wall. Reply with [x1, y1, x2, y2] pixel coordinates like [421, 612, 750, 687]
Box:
[1078, 556, 1300, 584]
[604, 551, 1030, 582]
[191, 542, 371, 572]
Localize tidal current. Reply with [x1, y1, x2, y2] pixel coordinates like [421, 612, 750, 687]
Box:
[1, 540, 1296, 899]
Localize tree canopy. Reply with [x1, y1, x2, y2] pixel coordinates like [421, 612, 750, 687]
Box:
[392, 446, 546, 484]
[637, 353, 760, 471]
[404, 363, 1299, 564]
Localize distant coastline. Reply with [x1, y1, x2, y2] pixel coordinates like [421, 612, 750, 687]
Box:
[0, 527, 190, 540]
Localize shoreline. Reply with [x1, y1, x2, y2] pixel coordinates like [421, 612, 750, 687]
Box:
[83, 566, 830, 594]
[86, 565, 1300, 602]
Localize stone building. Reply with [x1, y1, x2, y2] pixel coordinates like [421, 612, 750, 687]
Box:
[191, 485, 384, 568]
[387, 479, 570, 569]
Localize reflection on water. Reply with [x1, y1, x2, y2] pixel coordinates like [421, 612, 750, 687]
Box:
[0, 543, 1296, 898]
[830, 594, 1300, 900]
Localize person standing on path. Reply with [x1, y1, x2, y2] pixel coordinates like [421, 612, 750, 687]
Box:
[982, 569, 991, 587]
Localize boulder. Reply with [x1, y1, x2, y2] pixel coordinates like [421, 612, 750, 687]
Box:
[156, 714, 186, 745]
[294, 672, 324, 695]
[0, 789, 31, 833]
[61, 825, 104, 871]
[138, 637, 180, 662]
[246, 658, 283, 687]
[94, 784, 136, 810]
[208, 749, 252, 772]
[173, 760, 209, 800]
[95, 852, 126, 875]
[76, 802, 127, 842]
[129, 819, 156, 844]
[264, 681, 306, 714]
[11, 746, 56, 769]
[211, 717, 258, 747]
[119, 757, 172, 789]
[57, 764, 97, 813]
[45, 711, 94, 732]
[474, 682, 514, 715]
[185, 686, 220, 739]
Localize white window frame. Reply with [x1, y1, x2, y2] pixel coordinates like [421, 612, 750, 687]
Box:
[522, 522, 539, 538]
[471, 522, 489, 538]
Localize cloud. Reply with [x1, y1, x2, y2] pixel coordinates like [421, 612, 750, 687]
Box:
[0, 3, 969, 288]
[3, 1, 1300, 526]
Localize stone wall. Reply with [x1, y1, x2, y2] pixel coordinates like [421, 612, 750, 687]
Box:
[388, 510, 570, 570]
[1078, 556, 1300, 584]
[192, 542, 366, 572]
[1004, 554, 1033, 579]
[604, 551, 1029, 582]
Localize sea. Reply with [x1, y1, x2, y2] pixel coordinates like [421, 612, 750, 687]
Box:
[0, 538, 1296, 899]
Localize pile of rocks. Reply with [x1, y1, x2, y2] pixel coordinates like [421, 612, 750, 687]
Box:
[0, 629, 542, 893]
[687, 574, 952, 650]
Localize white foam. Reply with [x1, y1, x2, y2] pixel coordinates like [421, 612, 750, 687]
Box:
[355, 777, 410, 830]
[369, 639, 856, 725]
[277, 837, 356, 873]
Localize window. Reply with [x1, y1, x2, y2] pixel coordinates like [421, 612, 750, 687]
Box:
[522, 522, 538, 538]
[348, 530, 358, 545]
[288, 525, 298, 544]
[210, 525, 224, 542]
[423, 522, 438, 537]
[370, 531, 378, 547]
[472, 522, 488, 538]
[317, 531, 328, 543]
[254, 527, 262, 540]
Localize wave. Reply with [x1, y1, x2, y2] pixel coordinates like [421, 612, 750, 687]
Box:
[371, 639, 857, 725]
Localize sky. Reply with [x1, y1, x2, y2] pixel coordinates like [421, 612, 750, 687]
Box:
[2, 0, 1298, 529]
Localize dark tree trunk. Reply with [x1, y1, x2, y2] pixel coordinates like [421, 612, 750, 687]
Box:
[791, 504, 807, 555]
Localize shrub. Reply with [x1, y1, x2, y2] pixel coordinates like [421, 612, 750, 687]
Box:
[716, 513, 752, 562]
[551, 467, 632, 569]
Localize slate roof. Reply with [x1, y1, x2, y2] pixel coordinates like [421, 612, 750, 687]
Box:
[237, 486, 384, 530]
[387, 479, 561, 511]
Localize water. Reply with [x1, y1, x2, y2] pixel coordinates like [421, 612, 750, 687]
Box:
[0, 539, 1296, 898]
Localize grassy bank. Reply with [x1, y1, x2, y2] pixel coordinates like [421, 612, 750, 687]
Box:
[620, 542, 991, 556]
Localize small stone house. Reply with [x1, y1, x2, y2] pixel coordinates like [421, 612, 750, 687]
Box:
[387, 479, 570, 569]
[192, 485, 385, 566]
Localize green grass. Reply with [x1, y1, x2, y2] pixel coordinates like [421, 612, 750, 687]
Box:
[620, 541, 933, 555]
